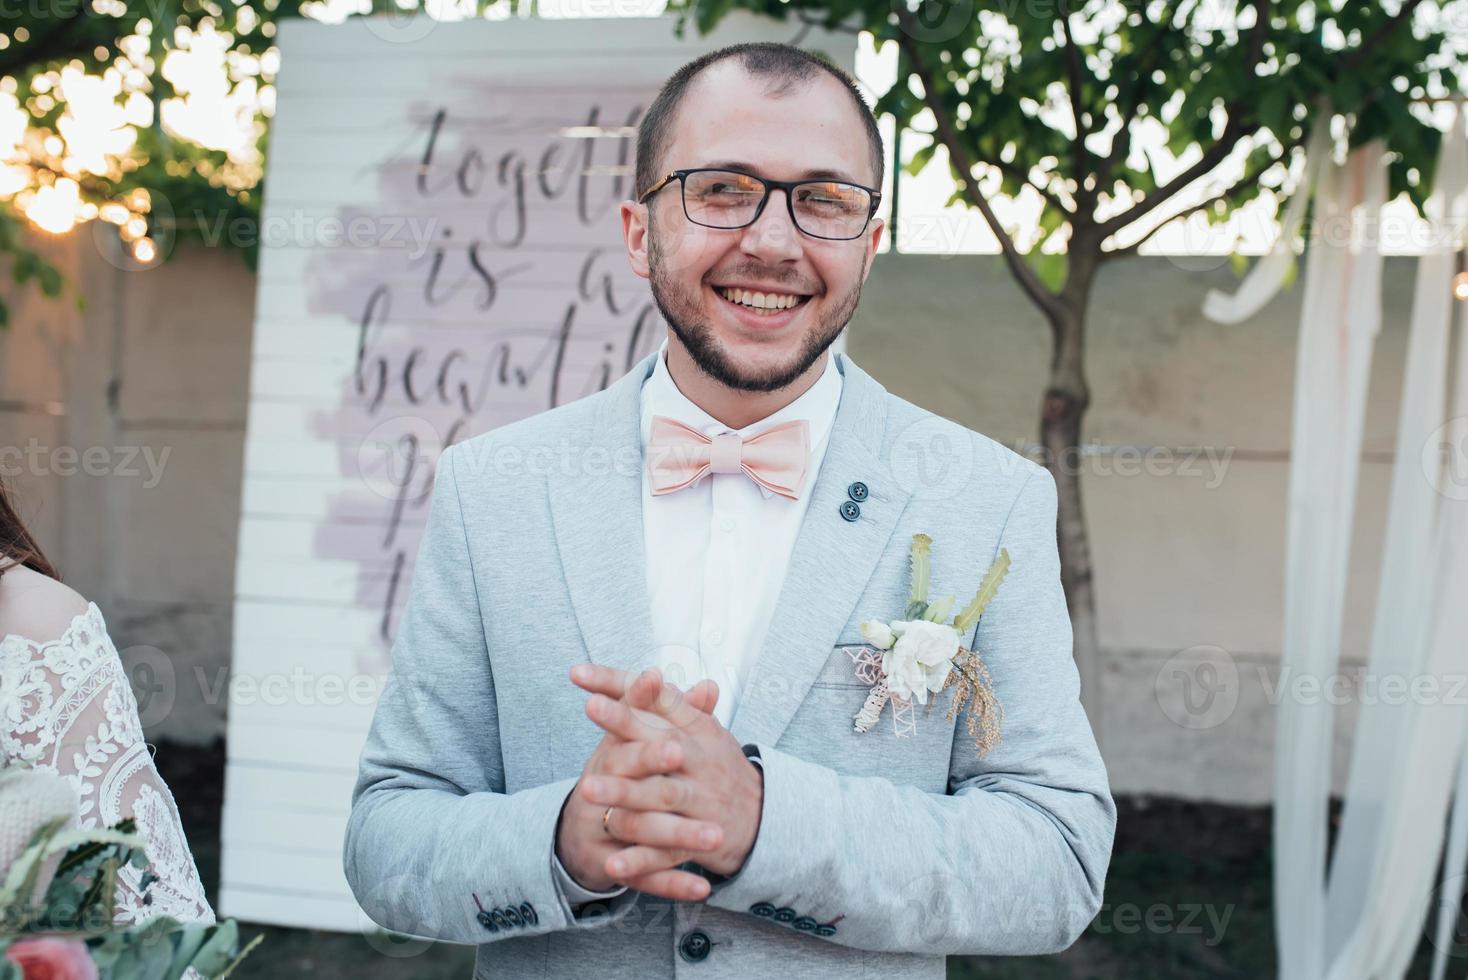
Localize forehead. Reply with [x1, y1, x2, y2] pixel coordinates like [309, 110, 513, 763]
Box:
[665, 60, 875, 187]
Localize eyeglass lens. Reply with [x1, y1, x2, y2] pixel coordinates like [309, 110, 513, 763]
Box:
[681, 170, 872, 239]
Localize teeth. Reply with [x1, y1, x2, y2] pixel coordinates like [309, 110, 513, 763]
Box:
[718, 286, 805, 311]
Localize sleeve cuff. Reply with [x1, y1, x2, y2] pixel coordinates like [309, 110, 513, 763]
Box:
[551, 848, 630, 905]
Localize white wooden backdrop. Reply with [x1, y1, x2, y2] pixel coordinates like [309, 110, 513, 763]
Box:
[222, 10, 858, 932]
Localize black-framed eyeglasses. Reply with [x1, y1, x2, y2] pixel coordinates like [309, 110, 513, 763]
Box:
[638, 167, 881, 241]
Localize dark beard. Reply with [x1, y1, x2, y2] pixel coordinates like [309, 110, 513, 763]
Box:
[646, 222, 862, 393]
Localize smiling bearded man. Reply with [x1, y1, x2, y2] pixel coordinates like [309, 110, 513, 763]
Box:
[345, 40, 1115, 980]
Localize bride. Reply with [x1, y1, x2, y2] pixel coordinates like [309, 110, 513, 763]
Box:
[0, 480, 214, 928]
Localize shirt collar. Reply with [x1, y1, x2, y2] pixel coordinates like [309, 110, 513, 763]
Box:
[640, 336, 843, 499]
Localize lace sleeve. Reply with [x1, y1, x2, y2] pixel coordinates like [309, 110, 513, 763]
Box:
[0, 603, 216, 929]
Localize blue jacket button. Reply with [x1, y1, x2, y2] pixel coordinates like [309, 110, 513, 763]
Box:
[793, 916, 817, 931]
[815, 923, 838, 937]
[774, 906, 796, 923]
[847, 481, 868, 501]
[750, 902, 776, 917]
[839, 500, 860, 522]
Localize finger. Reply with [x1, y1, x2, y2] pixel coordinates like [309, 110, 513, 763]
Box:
[570, 663, 641, 699]
[682, 678, 719, 716]
[603, 808, 721, 852]
[598, 736, 683, 777]
[582, 774, 711, 824]
[621, 867, 711, 903]
[577, 665, 707, 732]
[623, 668, 668, 714]
[586, 692, 679, 741]
[607, 844, 710, 883]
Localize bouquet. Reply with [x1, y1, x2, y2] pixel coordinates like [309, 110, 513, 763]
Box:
[0, 767, 260, 979]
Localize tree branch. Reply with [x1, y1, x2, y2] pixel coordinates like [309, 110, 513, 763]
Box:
[1098, 0, 1186, 189]
[893, 6, 1064, 318]
[1340, 0, 1426, 74]
[1094, 0, 1270, 239]
[986, 155, 1073, 215]
[1059, 3, 1093, 210]
[1103, 127, 1308, 258]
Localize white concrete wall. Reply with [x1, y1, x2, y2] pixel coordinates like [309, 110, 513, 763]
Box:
[0, 233, 1425, 803]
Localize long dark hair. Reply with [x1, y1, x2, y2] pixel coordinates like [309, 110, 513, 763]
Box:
[0, 477, 58, 581]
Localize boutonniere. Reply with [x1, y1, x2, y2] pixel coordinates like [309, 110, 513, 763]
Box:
[847, 534, 1010, 759]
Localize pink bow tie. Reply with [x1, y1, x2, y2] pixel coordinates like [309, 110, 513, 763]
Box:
[646, 415, 810, 500]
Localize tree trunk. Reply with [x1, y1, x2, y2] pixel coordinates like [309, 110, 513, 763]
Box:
[1041, 260, 1102, 738]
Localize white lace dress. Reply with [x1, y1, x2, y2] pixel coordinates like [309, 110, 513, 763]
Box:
[0, 600, 215, 930]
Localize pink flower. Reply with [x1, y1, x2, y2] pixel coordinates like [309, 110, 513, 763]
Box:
[4, 938, 98, 980]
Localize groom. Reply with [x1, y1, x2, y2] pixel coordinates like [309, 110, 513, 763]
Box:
[344, 41, 1114, 979]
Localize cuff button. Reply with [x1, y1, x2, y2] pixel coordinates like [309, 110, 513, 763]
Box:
[750, 902, 776, 917]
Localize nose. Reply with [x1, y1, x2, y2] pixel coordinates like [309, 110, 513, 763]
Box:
[737, 188, 803, 264]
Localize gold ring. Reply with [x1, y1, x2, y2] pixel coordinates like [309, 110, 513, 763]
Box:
[602, 805, 614, 834]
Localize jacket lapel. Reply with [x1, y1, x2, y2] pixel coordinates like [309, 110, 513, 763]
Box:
[546, 350, 661, 677]
[728, 355, 911, 748]
[548, 347, 912, 750]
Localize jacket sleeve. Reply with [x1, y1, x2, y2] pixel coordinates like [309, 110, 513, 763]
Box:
[704, 466, 1116, 954]
[342, 442, 638, 943]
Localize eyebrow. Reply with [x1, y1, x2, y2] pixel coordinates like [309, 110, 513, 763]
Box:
[697, 160, 865, 185]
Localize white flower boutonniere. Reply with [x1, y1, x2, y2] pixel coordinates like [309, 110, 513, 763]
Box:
[848, 533, 1011, 758]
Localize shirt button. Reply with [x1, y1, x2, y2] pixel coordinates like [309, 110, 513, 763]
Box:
[708, 631, 724, 645]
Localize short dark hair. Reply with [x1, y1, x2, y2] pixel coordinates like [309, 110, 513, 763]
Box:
[635, 42, 885, 201]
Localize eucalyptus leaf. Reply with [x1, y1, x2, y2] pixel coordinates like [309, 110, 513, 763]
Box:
[907, 533, 932, 609]
[953, 549, 1012, 637]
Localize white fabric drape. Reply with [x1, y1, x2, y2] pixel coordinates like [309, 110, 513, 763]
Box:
[1273, 135, 1389, 980]
[1266, 106, 1468, 980]
[1326, 108, 1468, 980]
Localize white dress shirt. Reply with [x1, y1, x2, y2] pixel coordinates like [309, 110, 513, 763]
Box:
[552, 336, 844, 905]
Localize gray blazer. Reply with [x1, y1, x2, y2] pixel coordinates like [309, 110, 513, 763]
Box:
[343, 347, 1115, 979]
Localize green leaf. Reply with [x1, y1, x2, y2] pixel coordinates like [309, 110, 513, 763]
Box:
[953, 548, 1011, 637]
[904, 141, 938, 178]
[923, 595, 956, 623]
[37, 262, 62, 297]
[693, 0, 735, 35]
[1025, 251, 1066, 293]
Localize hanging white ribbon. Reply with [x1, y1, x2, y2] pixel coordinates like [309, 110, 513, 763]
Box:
[1202, 108, 1334, 325]
[1324, 105, 1468, 980]
[1274, 133, 1389, 980]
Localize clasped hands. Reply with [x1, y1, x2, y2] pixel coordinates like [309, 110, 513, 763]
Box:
[554, 665, 764, 903]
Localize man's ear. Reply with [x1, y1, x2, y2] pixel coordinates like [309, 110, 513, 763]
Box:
[860, 215, 885, 285]
[622, 200, 651, 280]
